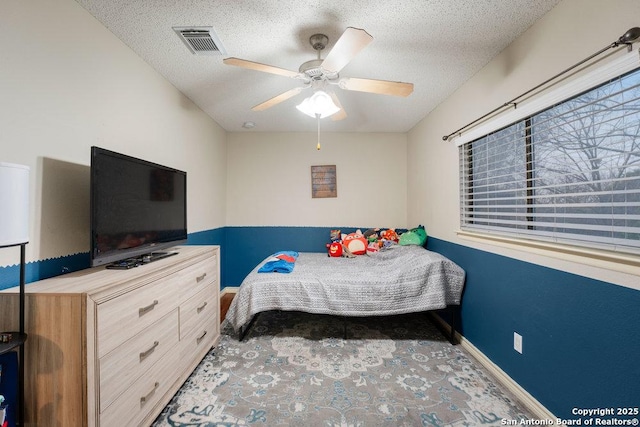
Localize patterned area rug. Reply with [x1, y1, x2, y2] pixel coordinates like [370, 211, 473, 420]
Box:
[153, 311, 533, 426]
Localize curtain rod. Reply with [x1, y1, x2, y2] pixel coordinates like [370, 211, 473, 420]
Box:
[442, 27, 640, 142]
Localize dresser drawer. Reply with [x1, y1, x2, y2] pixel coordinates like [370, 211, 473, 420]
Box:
[97, 275, 180, 357]
[180, 283, 218, 339]
[181, 253, 218, 303]
[99, 309, 179, 412]
[181, 314, 217, 362]
[100, 347, 181, 427]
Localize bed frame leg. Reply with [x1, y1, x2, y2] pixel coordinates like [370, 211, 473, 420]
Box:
[446, 306, 460, 345]
[343, 317, 348, 340]
[449, 307, 457, 345]
[429, 307, 459, 345]
[239, 313, 260, 341]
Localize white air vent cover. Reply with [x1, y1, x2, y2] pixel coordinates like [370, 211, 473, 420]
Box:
[173, 26, 227, 56]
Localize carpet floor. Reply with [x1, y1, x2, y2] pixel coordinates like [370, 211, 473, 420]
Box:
[153, 311, 534, 426]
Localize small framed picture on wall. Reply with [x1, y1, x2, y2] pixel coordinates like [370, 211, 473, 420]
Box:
[311, 165, 337, 198]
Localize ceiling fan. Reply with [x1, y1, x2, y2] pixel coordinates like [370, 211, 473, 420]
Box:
[223, 27, 414, 120]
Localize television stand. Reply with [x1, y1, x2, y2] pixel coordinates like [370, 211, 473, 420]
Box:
[106, 251, 178, 269]
[0, 245, 220, 426]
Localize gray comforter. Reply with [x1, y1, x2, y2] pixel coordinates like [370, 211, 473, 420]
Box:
[226, 245, 466, 331]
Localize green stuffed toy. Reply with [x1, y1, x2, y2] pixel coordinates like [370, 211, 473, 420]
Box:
[399, 225, 427, 246]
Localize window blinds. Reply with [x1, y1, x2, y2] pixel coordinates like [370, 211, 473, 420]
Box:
[459, 66, 640, 255]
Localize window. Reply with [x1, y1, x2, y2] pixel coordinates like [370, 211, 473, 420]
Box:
[460, 66, 640, 255]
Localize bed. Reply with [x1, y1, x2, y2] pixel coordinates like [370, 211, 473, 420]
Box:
[226, 245, 466, 341]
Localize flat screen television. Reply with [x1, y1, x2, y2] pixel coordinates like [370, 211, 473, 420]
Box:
[90, 146, 187, 268]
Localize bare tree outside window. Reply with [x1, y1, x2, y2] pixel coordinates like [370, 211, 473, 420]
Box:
[460, 68, 640, 254]
[532, 71, 640, 244]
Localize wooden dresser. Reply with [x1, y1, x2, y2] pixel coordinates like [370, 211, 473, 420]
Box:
[0, 245, 220, 427]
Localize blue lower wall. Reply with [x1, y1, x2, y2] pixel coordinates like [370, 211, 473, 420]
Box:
[223, 226, 355, 286]
[0, 228, 227, 290]
[0, 252, 90, 290]
[427, 237, 640, 419]
[2, 226, 638, 419]
[0, 226, 338, 290]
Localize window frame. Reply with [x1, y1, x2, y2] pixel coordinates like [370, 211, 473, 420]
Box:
[455, 50, 640, 268]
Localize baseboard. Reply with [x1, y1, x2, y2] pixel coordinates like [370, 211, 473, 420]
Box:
[221, 286, 239, 296]
[431, 313, 555, 421]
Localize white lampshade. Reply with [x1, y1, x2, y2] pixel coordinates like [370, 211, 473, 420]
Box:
[0, 162, 30, 246]
[296, 90, 341, 119]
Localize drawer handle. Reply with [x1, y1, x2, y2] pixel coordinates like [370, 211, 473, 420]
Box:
[196, 272, 207, 283]
[139, 341, 159, 362]
[196, 330, 208, 344]
[140, 381, 159, 405]
[138, 300, 158, 316]
[197, 301, 208, 313]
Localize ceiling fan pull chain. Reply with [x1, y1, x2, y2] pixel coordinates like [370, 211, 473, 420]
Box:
[316, 113, 321, 150]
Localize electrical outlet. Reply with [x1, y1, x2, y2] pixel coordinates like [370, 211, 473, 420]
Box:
[514, 332, 523, 354]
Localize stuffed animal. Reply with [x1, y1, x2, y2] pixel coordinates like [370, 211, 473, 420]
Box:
[328, 241, 343, 257]
[342, 229, 367, 255]
[399, 225, 428, 246]
[380, 228, 399, 243]
[363, 228, 380, 242]
[326, 229, 344, 257]
[366, 240, 380, 254]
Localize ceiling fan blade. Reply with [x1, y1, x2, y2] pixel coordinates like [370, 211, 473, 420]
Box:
[329, 93, 347, 121]
[340, 77, 414, 97]
[252, 87, 303, 111]
[321, 27, 373, 73]
[224, 57, 300, 78]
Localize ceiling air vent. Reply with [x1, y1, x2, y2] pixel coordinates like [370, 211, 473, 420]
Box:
[173, 26, 227, 56]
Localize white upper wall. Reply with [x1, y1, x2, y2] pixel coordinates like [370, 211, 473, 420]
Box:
[227, 132, 407, 228]
[408, 0, 640, 289]
[0, 0, 227, 266]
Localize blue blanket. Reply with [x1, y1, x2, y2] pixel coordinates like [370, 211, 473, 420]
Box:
[258, 251, 299, 273]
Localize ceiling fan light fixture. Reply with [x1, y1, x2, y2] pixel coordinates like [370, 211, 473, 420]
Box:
[296, 90, 340, 119]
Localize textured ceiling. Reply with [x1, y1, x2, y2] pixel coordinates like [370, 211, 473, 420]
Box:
[75, 0, 561, 133]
